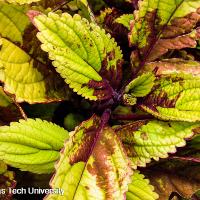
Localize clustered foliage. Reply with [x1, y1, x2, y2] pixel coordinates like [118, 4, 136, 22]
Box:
[0, 0, 200, 199]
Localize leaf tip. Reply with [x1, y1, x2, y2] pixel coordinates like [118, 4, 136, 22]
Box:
[27, 10, 42, 27]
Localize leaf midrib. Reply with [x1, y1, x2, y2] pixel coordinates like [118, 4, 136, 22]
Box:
[71, 126, 103, 200]
[38, 17, 103, 81]
[141, 0, 185, 66]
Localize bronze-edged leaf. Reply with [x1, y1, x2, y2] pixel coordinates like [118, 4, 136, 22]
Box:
[46, 114, 133, 200]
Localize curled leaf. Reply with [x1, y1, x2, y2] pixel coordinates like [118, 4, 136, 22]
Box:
[33, 12, 123, 101]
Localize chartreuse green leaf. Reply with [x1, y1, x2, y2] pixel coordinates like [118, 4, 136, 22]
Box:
[123, 72, 155, 105]
[126, 171, 159, 200]
[0, 38, 71, 103]
[0, 2, 30, 44]
[34, 12, 123, 101]
[115, 14, 134, 30]
[129, 0, 200, 63]
[0, 118, 68, 174]
[140, 59, 200, 122]
[115, 120, 200, 168]
[46, 115, 132, 200]
[0, 0, 41, 4]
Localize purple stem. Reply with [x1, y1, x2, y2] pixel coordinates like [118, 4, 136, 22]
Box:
[100, 109, 111, 128]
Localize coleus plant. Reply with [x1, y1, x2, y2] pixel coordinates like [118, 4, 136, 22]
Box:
[0, 0, 200, 199]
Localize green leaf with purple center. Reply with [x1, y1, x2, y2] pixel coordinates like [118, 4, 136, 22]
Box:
[115, 119, 200, 168]
[140, 59, 200, 122]
[33, 12, 123, 101]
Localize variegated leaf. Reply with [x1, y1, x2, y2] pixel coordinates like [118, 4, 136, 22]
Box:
[97, 7, 130, 49]
[46, 115, 132, 200]
[33, 12, 123, 101]
[129, 0, 200, 64]
[140, 59, 200, 122]
[35, 0, 65, 8]
[142, 58, 200, 76]
[0, 38, 71, 103]
[115, 120, 200, 168]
